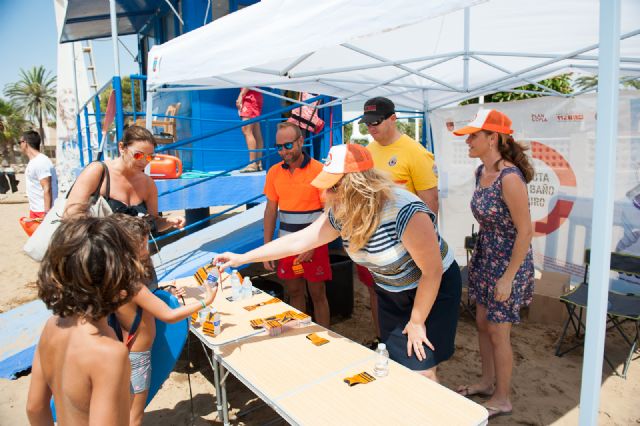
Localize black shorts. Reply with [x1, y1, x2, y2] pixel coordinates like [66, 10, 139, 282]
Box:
[375, 261, 461, 370]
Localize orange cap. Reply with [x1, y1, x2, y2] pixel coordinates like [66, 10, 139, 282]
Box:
[452, 109, 513, 135]
[311, 144, 374, 189]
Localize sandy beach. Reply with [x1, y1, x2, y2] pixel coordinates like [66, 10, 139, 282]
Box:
[0, 175, 638, 425]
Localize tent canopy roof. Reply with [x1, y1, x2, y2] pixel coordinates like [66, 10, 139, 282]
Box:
[60, 0, 170, 43]
[147, 0, 640, 111]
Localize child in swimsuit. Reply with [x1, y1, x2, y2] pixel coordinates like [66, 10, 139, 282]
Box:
[27, 216, 146, 425]
[111, 214, 217, 426]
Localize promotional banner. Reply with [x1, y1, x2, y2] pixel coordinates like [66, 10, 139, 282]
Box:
[431, 91, 640, 285]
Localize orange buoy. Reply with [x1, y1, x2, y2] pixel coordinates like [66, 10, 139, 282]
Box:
[19, 217, 42, 236]
[149, 154, 182, 179]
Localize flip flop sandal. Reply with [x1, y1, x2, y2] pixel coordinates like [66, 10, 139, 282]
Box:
[485, 406, 513, 419]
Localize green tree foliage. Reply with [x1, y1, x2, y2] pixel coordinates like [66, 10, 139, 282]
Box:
[4, 66, 56, 142]
[461, 73, 573, 105]
[343, 122, 353, 143]
[0, 98, 29, 162]
[574, 75, 640, 91]
[358, 118, 421, 140]
[99, 76, 143, 115]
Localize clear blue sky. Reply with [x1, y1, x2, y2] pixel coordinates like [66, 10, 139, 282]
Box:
[0, 0, 138, 97]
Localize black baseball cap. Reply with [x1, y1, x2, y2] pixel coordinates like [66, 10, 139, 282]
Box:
[358, 97, 395, 124]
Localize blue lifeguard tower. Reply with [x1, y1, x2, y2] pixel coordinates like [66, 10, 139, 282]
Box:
[58, 0, 343, 263]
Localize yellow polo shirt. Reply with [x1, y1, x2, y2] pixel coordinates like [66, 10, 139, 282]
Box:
[367, 134, 438, 194]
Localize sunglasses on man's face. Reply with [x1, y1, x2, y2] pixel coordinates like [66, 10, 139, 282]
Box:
[366, 118, 386, 127]
[275, 141, 295, 151]
[131, 150, 154, 162]
[365, 114, 393, 127]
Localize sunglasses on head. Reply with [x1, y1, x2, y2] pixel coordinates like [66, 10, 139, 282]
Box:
[131, 150, 154, 162]
[275, 141, 295, 151]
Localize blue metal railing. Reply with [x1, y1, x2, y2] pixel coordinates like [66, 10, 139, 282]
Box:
[153, 194, 265, 242]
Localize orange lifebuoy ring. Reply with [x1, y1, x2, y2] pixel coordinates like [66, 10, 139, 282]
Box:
[530, 141, 577, 237]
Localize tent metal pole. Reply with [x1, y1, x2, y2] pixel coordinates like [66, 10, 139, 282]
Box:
[463, 7, 470, 92]
[579, 1, 620, 425]
[289, 52, 462, 78]
[322, 56, 459, 108]
[431, 64, 570, 109]
[321, 77, 460, 92]
[471, 55, 566, 96]
[280, 52, 315, 76]
[155, 77, 323, 92]
[212, 77, 319, 107]
[341, 43, 459, 91]
[470, 39, 640, 62]
[109, 0, 120, 77]
[468, 30, 638, 95]
[569, 64, 640, 73]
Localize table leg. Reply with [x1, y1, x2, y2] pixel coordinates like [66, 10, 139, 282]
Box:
[220, 362, 230, 426]
[200, 341, 224, 421]
[212, 351, 224, 418]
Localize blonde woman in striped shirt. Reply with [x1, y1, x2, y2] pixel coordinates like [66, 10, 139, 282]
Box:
[215, 143, 461, 382]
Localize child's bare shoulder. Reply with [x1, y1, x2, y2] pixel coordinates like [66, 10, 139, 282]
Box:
[88, 334, 129, 363]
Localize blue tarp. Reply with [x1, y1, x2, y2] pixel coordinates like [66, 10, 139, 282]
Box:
[0, 300, 51, 379]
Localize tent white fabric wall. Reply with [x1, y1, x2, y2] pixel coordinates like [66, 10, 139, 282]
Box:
[147, 0, 639, 111]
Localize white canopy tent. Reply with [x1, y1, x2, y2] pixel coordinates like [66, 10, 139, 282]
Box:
[145, 1, 639, 424]
[147, 0, 639, 112]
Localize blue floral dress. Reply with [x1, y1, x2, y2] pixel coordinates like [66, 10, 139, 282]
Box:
[469, 165, 534, 323]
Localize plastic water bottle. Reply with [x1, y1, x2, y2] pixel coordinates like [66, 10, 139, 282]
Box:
[205, 272, 218, 288]
[230, 270, 242, 301]
[373, 343, 389, 377]
[241, 276, 253, 299]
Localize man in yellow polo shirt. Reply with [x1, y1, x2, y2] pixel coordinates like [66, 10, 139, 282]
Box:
[357, 96, 439, 348]
[361, 96, 439, 212]
[263, 122, 332, 327]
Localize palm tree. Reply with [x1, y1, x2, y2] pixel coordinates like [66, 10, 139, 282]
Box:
[0, 98, 29, 163]
[4, 66, 56, 143]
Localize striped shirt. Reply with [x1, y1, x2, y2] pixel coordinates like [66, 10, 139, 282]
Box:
[328, 188, 454, 292]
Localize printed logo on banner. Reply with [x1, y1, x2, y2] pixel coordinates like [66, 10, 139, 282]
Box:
[152, 56, 161, 73]
[531, 113, 548, 122]
[555, 112, 584, 122]
[528, 141, 577, 237]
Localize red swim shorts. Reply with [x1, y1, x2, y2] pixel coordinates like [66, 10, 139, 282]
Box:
[277, 244, 332, 282]
[356, 264, 375, 288]
[29, 211, 46, 219]
[239, 90, 264, 118]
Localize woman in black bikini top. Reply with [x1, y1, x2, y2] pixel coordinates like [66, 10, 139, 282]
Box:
[64, 125, 185, 232]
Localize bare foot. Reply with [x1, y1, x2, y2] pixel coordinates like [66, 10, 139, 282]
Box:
[456, 383, 495, 397]
[483, 398, 512, 419]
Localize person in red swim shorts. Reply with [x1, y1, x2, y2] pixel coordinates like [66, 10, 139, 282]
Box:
[237, 88, 264, 172]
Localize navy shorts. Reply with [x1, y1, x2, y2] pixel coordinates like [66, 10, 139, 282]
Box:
[375, 261, 461, 370]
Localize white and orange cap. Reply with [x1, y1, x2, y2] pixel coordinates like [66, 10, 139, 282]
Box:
[311, 144, 374, 189]
[452, 109, 513, 136]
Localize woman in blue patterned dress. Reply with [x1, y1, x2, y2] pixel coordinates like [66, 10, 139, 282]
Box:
[215, 143, 461, 382]
[452, 109, 534, 419]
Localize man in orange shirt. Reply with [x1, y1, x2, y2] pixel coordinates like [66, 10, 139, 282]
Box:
[263, 122, 332, 327]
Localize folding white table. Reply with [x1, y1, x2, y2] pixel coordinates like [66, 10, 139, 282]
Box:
[176, 277, 488, 425]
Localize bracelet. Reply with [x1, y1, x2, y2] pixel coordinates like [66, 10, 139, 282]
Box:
[200, 300, 206, 309]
